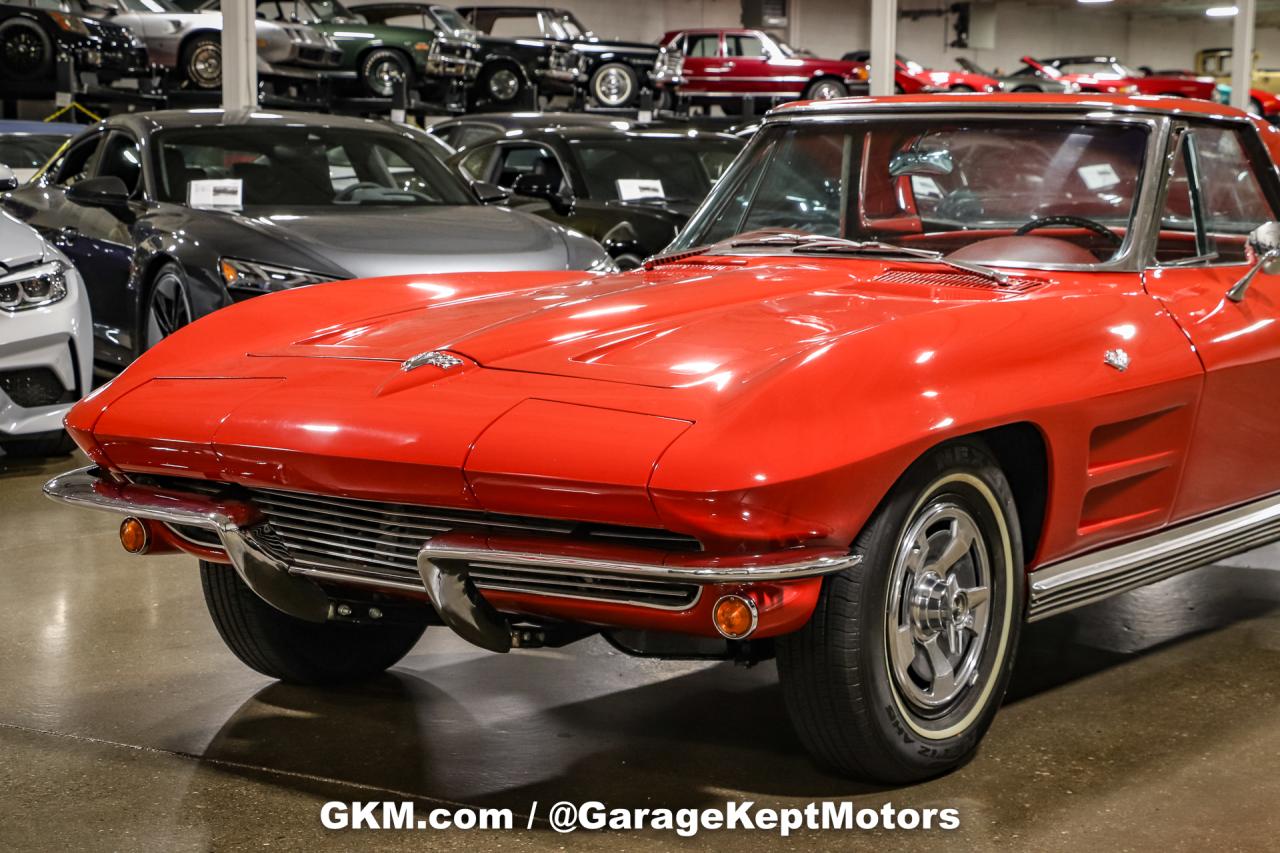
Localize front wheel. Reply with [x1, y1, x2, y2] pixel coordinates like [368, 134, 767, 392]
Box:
[589, 62, 638, 107]
[361, 48, 412, 98]
[478, 63, 524, 104]
[141, 262, 194, 354]
[777, 440, 1024, 782]
[181, 35, 222, 89]
[803, 78, 848, 100]
[200, 561, 429, 685]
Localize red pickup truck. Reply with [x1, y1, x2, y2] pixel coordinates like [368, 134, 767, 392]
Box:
[655, 28, 867, 110]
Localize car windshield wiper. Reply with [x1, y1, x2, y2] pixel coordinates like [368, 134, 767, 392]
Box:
[788, 238, 1012, 285]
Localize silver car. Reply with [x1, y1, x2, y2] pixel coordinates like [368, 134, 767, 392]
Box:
[0, 167, 92, 458]
[71, 0, 342, 88]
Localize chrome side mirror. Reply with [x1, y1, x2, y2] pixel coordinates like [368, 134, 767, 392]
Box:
[1227, 221, 1280, 302]
[0, 164, 17, 192]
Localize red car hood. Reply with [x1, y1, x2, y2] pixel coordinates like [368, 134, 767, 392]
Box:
[243, 256, 1019, 391]
[69, 255, 1053, 523]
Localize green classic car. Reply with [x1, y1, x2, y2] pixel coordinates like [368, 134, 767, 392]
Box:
[255, 0, 479, 99]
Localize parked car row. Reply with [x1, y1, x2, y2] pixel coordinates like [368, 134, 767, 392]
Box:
[0, 0, 676, 109]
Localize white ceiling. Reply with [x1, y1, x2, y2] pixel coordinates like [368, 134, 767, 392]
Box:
[1022, 0, 1280, 28]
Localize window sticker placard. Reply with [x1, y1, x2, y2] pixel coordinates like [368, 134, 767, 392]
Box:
[616, 178, 664, 201]
[188, 178, 243, 210]
[1077, 163, 1120, 190]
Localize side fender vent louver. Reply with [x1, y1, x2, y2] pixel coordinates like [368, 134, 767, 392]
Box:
[873, 269, 1044, 293]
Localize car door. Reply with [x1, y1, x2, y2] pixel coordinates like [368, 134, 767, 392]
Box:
[676, 32, 724, 96]
[724, 31, 787, 97]
[1144, 121, 1280, 520]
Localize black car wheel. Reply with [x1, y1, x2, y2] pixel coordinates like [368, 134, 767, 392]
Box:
[361, 48, 412, 98]
[590, 62, 638, 108]
[1013, 85, 1040, 93]
[201, 561, 429, 685]
[480, 63, 523, 103]
[0, 18, 53, 81]
[776, 440, 1024, 782]
[142, 263, 194, 352]
[182, 34, 222, 89]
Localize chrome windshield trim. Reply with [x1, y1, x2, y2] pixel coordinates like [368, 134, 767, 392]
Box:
[675, 109, 1171, 275]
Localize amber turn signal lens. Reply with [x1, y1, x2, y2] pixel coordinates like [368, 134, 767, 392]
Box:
[712, 594, 758, 640]
[119, 517, 149, 554]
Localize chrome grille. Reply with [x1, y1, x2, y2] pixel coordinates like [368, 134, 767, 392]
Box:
[245, 487, 701, 610]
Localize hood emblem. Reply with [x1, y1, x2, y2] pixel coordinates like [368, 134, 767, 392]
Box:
[1104, 348, 1131, 372]
[401, 350, 464, 372]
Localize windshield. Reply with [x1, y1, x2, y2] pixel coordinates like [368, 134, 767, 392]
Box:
[672, 118, 1150, 265]
[571, 136, 742, 203]
[0, 134, 69, 170]
[154, 126, 473, 208]
[430, 4, 474, 35]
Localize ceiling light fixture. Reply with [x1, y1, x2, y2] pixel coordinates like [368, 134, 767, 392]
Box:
[1077, 0, 1115, 4]
[1206, 5, 1240, 16]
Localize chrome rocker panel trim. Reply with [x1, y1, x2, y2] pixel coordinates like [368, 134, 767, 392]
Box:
[43, 466, 332, 623]
[1027, 492, 1280, 621]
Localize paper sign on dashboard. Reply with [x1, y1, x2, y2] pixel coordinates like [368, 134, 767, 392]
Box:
[616, 178, 664, 201]
[188, 179, 243, 210]
[1077, 163, 1120, 190]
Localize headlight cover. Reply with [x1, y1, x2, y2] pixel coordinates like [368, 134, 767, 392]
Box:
[0, 260, 69, 312]
[219, 257, 334, 294]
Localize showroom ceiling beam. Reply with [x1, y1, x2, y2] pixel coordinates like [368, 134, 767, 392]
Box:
[870, 0, 897, 97]
[222, 0, 257, 111]
[1231, 0, 1257, 111]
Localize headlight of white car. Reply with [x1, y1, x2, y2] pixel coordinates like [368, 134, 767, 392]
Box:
[0, 259, 69, 311]
[219, 257, 335, 294]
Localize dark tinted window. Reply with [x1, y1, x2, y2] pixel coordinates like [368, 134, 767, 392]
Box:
[571, 137, 740, 202]
[154, 126, 471, 207]
[0, 134, 69, 171]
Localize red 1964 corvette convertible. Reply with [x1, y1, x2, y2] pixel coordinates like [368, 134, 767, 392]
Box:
[45, 93, 1280, 783]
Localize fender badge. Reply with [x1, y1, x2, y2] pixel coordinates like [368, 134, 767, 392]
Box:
[401, 350, 464, 372]
[1104, 348, 1131, 372]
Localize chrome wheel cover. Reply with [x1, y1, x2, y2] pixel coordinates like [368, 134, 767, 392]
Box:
[488, 68, 519, 100]
[886, 501, 992, 715]
[808, 80, 845, 100]
[369, 58, 403, 96]
[146, 275, 193, 349]
[2, 28, 44, 76]
[189, 43, 222, 88]
[593, 66, 633, 106]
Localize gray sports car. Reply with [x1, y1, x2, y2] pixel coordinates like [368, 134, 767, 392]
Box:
[955, 57, 1077, 93]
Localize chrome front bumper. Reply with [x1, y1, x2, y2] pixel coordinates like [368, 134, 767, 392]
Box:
[44, 466, 859, 651]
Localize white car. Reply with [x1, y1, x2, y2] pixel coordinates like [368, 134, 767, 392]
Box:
[0, 169, 92, 458]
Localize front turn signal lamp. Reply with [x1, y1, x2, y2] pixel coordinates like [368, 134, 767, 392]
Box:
[713, 594, 759, 640]
[119, 518, 150, 554]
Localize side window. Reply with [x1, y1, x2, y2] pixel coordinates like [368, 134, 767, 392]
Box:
[1154, 134, 1202, 265]
[495, 144, 566, 192]
[1155, 126, 1277, 266]
[1196, 127, 1275, 237]
[52, 135, 105, 187]
[489, 13, 538, 38]
[453, 124, 499, 150]
[456, 146, 496, 181]
[726, 35, 766, 58]
[685, 34, 719, 58]
[96, 133, 143, 197]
